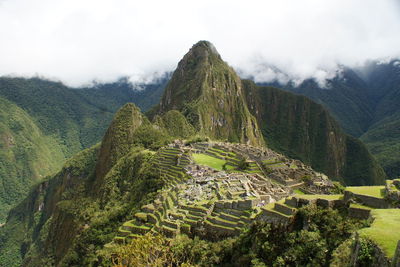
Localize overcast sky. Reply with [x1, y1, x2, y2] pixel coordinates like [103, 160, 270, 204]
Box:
[0, 0, 400, 87]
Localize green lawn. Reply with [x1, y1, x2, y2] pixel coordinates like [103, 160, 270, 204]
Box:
[349, 203, 372, 210]
[293, 189, 305, 195]
[359, 209, 400, 258]
[346, 186, 385, 198]
[192, 153, 234, 171]
[294, 194, 343, 200]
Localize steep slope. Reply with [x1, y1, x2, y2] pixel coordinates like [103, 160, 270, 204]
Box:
[0, 103, 170, 266]
[0, 78, 114, 155]
[95, 103, 170, 187]
[271, 61, 400, 178]
[0, 77, 166, 221]
[153, 41, 384, 185]
[242, 80, 386, 185]
[0, 97, 65, 222]
[361, 110, 400, 178]
[267, 69, 375, 137]
[0, 41, 389, 266]
[155, 41, 264, 146]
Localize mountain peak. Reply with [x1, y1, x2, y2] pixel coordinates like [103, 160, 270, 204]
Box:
[191, 40, 220, 57]
[157, 41, 264, 146]
[95, 103, 146, 180]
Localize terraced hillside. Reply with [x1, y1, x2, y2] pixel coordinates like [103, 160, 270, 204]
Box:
[152, 146, 191, 187]
[110, 141, 400, 265]
[113, 141, 335, 243]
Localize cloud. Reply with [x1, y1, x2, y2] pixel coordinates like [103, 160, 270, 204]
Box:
[0, 0, 399, 87]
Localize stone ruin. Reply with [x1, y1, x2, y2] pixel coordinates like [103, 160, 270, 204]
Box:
[113, 141, 338, 243]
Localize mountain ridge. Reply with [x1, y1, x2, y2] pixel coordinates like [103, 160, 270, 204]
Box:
[0, 41, 391, 266]
[270, 61, 400, 177]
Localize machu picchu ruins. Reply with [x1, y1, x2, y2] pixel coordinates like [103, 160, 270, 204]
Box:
[111, 140, 400, 263]
[114, 140, 335, 242]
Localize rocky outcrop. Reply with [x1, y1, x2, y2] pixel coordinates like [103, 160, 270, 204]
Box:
[155, 41, 264, 146]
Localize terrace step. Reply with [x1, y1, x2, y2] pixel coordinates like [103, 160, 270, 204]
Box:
[204, 220, 238, 236]
[161, 219, 179, 229]
[274, 203, 297, 216]
[284, 197, 298, 208]
[208, 216, 239, 228]
[219, 212, 240, 222]
[186, 214, 204, 221]
[117, 227, 131, 237]
[180, 205, 208, 214]
[260, 208, 293, 224]
[188, 210, 206, 217]
[183, 218, 198, 227]
[160, 225, 179, 238]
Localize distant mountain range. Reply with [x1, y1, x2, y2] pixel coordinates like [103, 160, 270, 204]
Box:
[0, 76, 168, 222]
[265, 61, 400, 178]
[0, 40, 393, 267]
[0, 43, 398, 225]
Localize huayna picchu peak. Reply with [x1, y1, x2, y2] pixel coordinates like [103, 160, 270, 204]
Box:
[0, 41, 398, 267]
[155, 40, 264, 147]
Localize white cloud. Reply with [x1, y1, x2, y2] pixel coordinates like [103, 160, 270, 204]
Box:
[0, 0, 399, 86]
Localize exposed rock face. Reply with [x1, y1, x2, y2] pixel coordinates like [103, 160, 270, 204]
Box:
[241, 80, 386, 185]
[157, 41, 264, 146]
[156, 41, 385, 185]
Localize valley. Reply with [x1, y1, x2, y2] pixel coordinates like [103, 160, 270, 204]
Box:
[0, 41, 397, 267]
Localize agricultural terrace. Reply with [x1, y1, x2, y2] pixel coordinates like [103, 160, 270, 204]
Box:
[346, 186, 385, 198]
[359, 209, 400, 258]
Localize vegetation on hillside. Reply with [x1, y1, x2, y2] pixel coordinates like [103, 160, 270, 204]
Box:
[0, 41, 395, 267]
[0, 76, 167, 221]
[100, 205, 368, 267]
[270, 62, 400, 178]
[242, 80, 386, 186]
[359, 209, 400, 258]
[156, 41, 264, 146]
[0, 97, 65, 222]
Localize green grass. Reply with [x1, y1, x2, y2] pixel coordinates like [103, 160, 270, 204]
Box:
[192, 153, 233, 171]
[359, 209, 400, 258]
[346, 186, 385, 198]
[293, 189, 305, 195]
[349, 203, 373, 210]
[294, 194, 342, 200]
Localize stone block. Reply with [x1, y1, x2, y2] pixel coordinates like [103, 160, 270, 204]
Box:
[348, 206, 371, 220]
[285, 197, 298, 208]
[224, 201, 233, 209]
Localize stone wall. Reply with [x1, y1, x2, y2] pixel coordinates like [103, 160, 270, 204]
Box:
[393, 241, 400, 267]
[348, 206, 371, 220]
[344, 191, 390, 209]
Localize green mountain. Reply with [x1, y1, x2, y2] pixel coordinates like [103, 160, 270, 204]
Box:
[0, 104, 389, 266]
[154, 41, 385, 185]
[0, 77, 167, 222]
[0, 41, 389, 266]
[242, 81, 385, 185]
[0, 102, 174, 266]
[154, 41, 264, 147]
[272, 62, 400, 178]
[0, 96, 65, 222]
